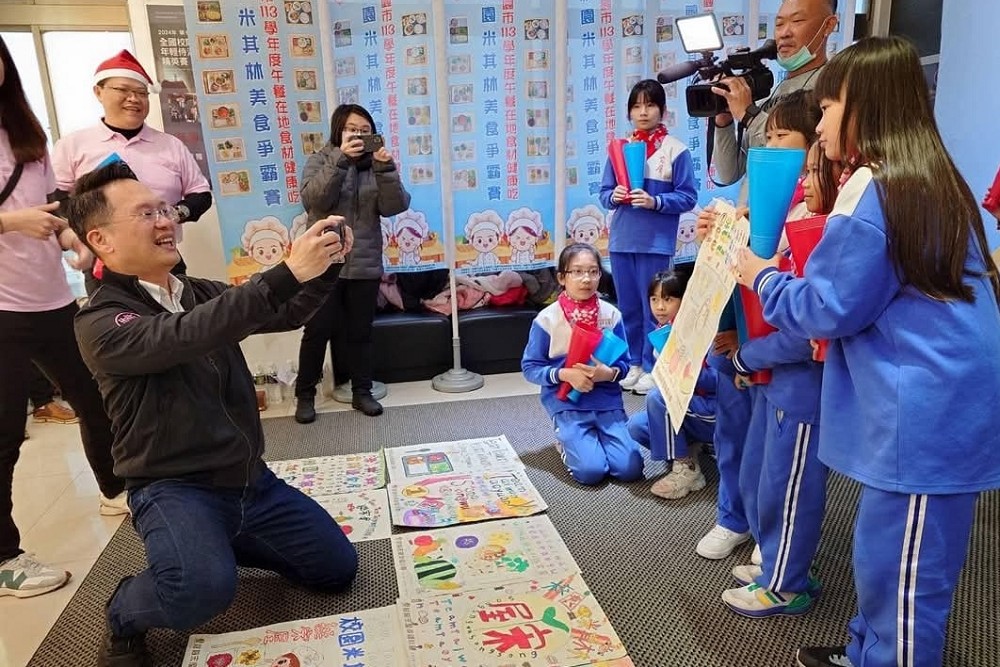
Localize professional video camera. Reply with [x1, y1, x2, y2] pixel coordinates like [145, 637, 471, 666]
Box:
[657, 13, 777, 118]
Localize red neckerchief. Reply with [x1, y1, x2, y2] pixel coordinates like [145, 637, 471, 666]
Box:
[790, 175, 806, 208]
[631, 124, 668, 158]
[558, 291, 600, 327]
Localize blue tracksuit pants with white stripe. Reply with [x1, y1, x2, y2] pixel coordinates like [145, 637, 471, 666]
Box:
[847, 487, 977, 667]
[627, 387, 715, 461]
[553, 410, 644, 486]
[610, 252, 673, 373]
[739, 392, 827, 594]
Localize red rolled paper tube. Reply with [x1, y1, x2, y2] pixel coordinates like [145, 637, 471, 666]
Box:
[738, 284, 775, 385]
[785, 215, 829, 362]
[556, 323, 603, 401]
[607, 139, 631, 201]
[983, 163, 1000, 213]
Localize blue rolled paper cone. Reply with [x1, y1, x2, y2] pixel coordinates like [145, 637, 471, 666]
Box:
[648, 324, 672, 355]
[747, 146, 806, 257]
[623, 141, 647, 192]
[568, 329, 629, 402]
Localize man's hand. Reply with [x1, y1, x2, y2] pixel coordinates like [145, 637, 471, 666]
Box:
[734, 247, 781, 288]
[0, 203, 63, 239]
[373, 147, 393, 163]
[610, 185, 630, 204]
[710, 76, 754, 126]
[713, 330, 739, 358]
[340, 135, 365, 159]
[285, 216, 346, 282]
[559, 367, 594, 394]
[630, 189, 656, 210]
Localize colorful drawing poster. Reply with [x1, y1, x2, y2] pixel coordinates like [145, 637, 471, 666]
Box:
[267, 452, 386, 497]
[315, 489, 392, 542]
[388, 469, 547, 528]
[384, 435, 522, 482]
[391, 515, 580, 599]
[326, 0, 447, 273]
[184, 0, 329, 285]
[147, 5, 211, 180]
[447, 0, 557, 275]
[652, 200, 748, 428]
[398, 571, 628, 666]
[181, 606, 402, 667]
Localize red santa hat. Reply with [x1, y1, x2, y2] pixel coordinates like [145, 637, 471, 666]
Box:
[94, 50, 161, 94]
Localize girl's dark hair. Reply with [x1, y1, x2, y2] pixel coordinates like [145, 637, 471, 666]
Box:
[648, 268, 690, 300]
[0, 36, 48, 163]
[627, 79, 666, 118]
[557, 242, 602, 274]
[328, 104, 376, 145]
[766, 89, 821, 146]
[807, 143, 841, 215]
[815, 35, 999, 304]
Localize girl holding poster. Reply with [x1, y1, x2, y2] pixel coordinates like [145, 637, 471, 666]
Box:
[735, 37, 1000, 667]
[599, 79, 697, 396]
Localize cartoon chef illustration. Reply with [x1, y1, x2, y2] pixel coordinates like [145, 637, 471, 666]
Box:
[566, 204, 607, 246]
[241, 216, 290, 271]
[464, 210, 505, 269]
[393, 210, 430, 267]
[505, 207, 543, 266]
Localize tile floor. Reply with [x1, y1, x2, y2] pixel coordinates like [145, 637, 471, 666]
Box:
[0, 372, 536, 667]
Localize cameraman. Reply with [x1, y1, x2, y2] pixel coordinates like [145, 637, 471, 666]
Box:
[710, 0, 838, 197]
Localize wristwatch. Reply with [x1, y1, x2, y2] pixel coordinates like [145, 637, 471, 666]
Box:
[175, 203, 190, 223]
[741, 103, 761, 127]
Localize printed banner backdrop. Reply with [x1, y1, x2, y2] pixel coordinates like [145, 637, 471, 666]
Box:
[446, 0, 558, 275]
[147, 5, 211, 181]
[328, 0, 448, 273]
[185, 0, 328, 285]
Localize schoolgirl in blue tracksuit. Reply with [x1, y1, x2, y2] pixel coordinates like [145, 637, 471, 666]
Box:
[599, 79, 697, 394]
[736, 37, 1000, 667]
[522, 243, 644, 486]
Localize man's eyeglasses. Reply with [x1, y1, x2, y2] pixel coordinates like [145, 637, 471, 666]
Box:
[128, 207, 180, 225]
[345, 126, 372, 135]
[563, 268, 602, 280]
[104, 85, 150, 99]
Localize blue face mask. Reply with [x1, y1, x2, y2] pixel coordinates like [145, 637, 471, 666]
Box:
[776, 19, 831, 72]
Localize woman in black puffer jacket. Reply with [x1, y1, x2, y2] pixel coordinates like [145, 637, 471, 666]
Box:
[295, 104, 410, 419]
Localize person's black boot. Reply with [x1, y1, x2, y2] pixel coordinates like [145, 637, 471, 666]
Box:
[352, 393, 383, 417]
[294, 396, 316, 423]
[99, 578, 151, 667]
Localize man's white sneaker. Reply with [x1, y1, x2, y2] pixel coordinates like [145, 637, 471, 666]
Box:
[650, 464, 706, 499]
[620, 366, 643, 390]
[0, 553, 70, 598]
[696, 524, 751, 559]
[99, 492, 130, 517]
[631, 373, 656, 395]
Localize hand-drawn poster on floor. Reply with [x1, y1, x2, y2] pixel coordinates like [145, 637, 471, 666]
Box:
[384, 435, 523, 482]
[391, 515, 580, 599]
[316, 489, 392, 543]
[388, 469, 547, 528]
[181, 606, 403, 667]
[398, 571, 629, 666]
[652, 201, 749, 429]
[267, 452, 386, 497]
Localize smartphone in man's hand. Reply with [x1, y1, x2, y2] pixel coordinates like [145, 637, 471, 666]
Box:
[358, 134, 385, 153]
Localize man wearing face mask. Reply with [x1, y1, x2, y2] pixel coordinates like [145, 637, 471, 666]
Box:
[710, 0, 838, 198]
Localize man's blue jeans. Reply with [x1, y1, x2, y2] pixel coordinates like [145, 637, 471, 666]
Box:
[110, 468, 358, 637]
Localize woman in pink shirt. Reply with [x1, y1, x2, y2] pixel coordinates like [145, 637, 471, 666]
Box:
[52, 50, 211, 284]
[0, 37, 127, 599]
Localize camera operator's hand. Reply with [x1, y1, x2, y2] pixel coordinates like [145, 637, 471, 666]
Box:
[285, 217, 345, 283]
[340, 135, 365, 159]
[629, 189, 656, 210]
[711, 76, 753, 127]
[610, 185, 629, 205]
[373, 147, 393, 163]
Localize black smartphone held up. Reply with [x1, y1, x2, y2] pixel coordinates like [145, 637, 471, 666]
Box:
[358, 134, 385, 153]
[323, 221, 347, 263]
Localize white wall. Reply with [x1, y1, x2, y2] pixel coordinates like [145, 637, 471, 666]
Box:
[128, 0, 305, 369]
[935, 0, 999, 250]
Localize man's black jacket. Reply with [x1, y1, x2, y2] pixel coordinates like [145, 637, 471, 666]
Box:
[74, 261, 340, 489]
